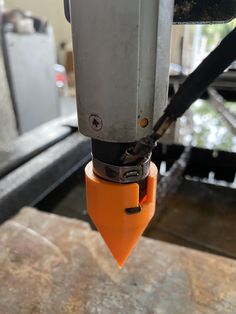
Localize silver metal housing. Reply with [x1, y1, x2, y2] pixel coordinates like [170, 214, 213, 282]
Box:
[70, 0, 174, 143]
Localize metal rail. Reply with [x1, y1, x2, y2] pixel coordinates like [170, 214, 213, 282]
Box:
[0, 133, 91, 223]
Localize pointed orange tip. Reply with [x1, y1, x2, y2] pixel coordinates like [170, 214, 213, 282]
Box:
[85, 161, 158, 268]
[98, 225, 148, 268]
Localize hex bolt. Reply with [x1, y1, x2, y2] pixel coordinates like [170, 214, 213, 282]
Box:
[89, 114, 103, 131]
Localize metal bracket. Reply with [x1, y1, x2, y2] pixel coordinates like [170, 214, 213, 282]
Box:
[174, 0, 236, 24]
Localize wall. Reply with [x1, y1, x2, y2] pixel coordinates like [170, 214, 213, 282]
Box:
[5, 0, 71, 45]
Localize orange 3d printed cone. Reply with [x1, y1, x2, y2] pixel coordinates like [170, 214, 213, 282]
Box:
[85, 161, 158, 268]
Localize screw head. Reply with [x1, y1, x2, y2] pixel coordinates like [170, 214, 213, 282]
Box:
[89, 114, 103, 131]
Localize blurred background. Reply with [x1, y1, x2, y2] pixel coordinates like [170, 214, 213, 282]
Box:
[0, 0, 75, 143]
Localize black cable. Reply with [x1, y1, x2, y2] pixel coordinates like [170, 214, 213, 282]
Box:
[165, 26, 236, 120]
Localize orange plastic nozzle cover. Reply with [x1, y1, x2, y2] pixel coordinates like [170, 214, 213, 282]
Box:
[85, 161, 158, 268]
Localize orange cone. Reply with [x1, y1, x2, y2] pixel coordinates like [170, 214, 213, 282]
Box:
[85, 161, 158, 268]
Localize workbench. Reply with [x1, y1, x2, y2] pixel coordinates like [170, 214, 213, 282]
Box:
[0, 208, 235, 314]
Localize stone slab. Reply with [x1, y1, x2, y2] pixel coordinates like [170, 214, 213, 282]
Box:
[0, 207, 236, 314]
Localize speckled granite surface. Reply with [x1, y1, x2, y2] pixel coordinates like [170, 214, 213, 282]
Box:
[0, 207, 236, 314]
[0, 36, 17, 146]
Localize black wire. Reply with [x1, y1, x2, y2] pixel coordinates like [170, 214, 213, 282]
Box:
[165, 26, 236, 120]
